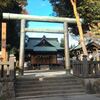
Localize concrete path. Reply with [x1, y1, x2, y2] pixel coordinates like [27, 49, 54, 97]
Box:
[28, 94, 100, 100]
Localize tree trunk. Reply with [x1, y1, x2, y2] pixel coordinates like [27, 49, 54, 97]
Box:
[70, 0, 88, 56]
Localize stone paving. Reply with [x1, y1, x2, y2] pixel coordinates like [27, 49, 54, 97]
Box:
[28, 94, 100, 100]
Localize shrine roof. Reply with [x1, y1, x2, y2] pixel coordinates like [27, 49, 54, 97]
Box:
[71, 39, 100, 50]
[25, 35, 63, 52]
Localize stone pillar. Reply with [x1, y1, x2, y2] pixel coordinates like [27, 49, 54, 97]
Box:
[83, 55, 88, 77]
[9, 54, 15, 80]
[19, 19, 25, 75]
[63, 22, 70, 71]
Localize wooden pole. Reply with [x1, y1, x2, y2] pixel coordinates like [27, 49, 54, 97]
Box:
[70, 0, 88, 56]
[1, 22, 7, 62]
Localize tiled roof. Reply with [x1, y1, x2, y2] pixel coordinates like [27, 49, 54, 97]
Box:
[71, 38, 100, 50]
[25, 36, 63, 52]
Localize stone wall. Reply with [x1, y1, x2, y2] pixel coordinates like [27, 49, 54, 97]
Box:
[0, 80, 15, 100]
[83, 78, 100, 94]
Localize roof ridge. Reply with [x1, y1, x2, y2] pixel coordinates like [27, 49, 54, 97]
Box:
[34, 37, 55, 47]
[28, 37, 58, 40]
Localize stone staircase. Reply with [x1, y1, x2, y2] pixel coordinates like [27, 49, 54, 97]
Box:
[15, 74, 86, 100]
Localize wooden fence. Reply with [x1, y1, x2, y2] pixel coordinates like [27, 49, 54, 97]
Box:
[71, 56, 100, 78]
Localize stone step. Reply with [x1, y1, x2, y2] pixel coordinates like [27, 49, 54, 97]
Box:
[15, 85, 84, 92]
[16, 75, 74, 80]
[16, 77, 82, 84]
[15, 75, 86, 99]
[16, 88, 86, 97]
[15, 80, 81, 85]
[15, 79, 82, 84]
[16, 78, 80, 82]
[16, 92, 86, 100]
[15, 82, 83, 89]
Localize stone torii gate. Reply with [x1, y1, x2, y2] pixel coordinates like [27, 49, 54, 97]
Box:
[2, 13, 82, 75]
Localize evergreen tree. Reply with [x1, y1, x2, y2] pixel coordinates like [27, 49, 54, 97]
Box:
[49, 0, 100, 27]
[0, 0, 27, 53]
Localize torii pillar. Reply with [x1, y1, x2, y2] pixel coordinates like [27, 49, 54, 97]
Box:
[19, 19, 25, 75]
[64, 22, 70, 71]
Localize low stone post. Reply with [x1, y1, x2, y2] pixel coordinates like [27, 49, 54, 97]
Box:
[9, 54, 15, 80]
[82, 55, 88, 77]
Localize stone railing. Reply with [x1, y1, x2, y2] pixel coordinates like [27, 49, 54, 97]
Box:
[71, 56, 100, 78]
[0, 54, 15, 80]
[0, 62, 10, 79]
[0, 54, 15, 100]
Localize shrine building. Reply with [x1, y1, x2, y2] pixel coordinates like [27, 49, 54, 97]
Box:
[25, 35, 64, 67]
